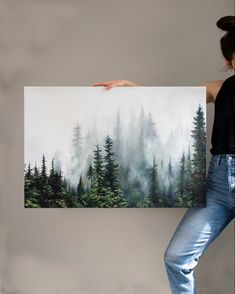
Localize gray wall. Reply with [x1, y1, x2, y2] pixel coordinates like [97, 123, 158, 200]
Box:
[0, 0, 234, 293]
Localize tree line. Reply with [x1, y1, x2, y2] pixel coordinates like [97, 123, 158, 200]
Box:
[25, 104, 206, 208]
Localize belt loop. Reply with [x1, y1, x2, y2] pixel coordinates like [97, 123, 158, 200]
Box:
[218, 155, 222, 165]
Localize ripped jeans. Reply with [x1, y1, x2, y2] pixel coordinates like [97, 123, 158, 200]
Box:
[164, 154, 235, 294]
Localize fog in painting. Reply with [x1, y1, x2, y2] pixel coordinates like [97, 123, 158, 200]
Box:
[24, 87, 206, 208]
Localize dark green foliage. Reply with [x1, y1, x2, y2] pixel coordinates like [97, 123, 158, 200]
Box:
[103, 135, 120, 195]
[126, 177, 143, 208]
[25, 105, 206, 208]
[92, 144, 105, 196]
[175, 105, 206, 207]
[175, 151, 195, 207]
[77, 175, 85, 197]
[24, 155, 79, 208]
[146, 156, 162, 207]
[25, 164, 40, 208]
[166, 157, 175, 207]
[191, 105, 206, 206]
[73, 138, 127, 208]
[175, 152, 188, 207]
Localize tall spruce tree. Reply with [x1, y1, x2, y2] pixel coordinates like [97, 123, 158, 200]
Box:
[191, 105, 206, 206]
[86, 163, 93, 192]
[103, 135, 120, 195]
[33, 164, 40, 192]
[77, 175, 85, 197]
[166, 157, 174, 206]
[184, 146, 193, 206]
[25, 163, 42, 208]
[92, 144, 105, 196]
[175, 150, 195, 207]
[148, 156, 161, 207]
[25, 164, 33, 206]
[176, 152, 187, 207]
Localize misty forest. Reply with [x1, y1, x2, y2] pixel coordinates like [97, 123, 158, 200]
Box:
[24, 104, 206, 208]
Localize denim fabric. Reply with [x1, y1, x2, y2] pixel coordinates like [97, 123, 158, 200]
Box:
[164, 154, 235, 294]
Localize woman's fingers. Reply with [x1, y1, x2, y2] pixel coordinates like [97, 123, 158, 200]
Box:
[91, 79, 138, 90]
[105, 84, 114, 90]
[91, 81, 109, 87]
[91, 80, 118, 90]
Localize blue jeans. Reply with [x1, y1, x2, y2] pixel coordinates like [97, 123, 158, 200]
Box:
[164, 154, 235, 294]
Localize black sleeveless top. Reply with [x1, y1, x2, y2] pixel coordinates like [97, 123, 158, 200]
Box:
[210, 74, 235, 154]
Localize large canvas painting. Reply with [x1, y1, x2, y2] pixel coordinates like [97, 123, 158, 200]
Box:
[24, 87, 206, 208]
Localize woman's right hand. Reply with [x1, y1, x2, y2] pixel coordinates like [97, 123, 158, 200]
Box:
[91, 79, 139, 90]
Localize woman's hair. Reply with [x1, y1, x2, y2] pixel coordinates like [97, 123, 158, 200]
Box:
[217, 15, 235, 62]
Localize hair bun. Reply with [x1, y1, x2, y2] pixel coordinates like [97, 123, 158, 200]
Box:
[217, 16, 235, 33]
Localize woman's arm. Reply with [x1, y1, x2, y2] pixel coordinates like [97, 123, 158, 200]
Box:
[92, 79, 224, 104]
[204, 80, 224, 103]
[92, 79, 139, 90]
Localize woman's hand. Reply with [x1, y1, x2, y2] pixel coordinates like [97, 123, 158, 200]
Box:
[92, 79, 138, 90]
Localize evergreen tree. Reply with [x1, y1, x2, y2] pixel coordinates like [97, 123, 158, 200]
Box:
[38, 154, 51, 207]
[33, 164, 41, 191]
[86, 163, 93, 192]
[102, 135, 127, 207]
[185, 146, 193, 201]
[65, 180, 79, 208]
[92, 144, 105, 195]
[87, 163, 93, 180]
[25, 156, 81, 208]
[47, 158, 67, 207]
[166, 157, 175, 206]
[147, 156, 161, 207]
[25, 163, 39, 207]
[103, 135, 120, 195]
[177, 152, 186, 195]
[191, 105, 206, 206]
[77, 175, 85, 197]
[176, 152, 191, 207]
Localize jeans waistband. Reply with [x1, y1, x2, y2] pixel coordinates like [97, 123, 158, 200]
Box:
[212, 154, 235, 159]
[211, 154, 235, 166]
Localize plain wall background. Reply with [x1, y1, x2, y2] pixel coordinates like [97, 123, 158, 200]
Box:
[0, 0, 234, 293]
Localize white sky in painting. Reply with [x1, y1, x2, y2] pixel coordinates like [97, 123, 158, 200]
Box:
[24, 86, 206, 175]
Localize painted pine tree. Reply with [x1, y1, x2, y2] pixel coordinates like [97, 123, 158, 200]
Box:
[175, 152, 188, 207]
[103, 135, 127, 208]
[166, 157, 175, 207]
[191, 104, 206, 206]
[146, 156, 162, 207]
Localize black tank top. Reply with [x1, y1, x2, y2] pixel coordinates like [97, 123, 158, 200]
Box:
[210, 74, 235, 154]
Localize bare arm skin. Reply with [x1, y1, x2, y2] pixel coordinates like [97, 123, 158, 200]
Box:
[92, 79, 224, 104]
[92, 79, 138, 90]
[204, 80, 224, 104]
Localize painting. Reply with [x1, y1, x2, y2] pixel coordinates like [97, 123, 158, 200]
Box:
[24, 87, 206, 208]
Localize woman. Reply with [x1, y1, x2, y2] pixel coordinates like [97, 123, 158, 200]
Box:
[93, 16, 235, 293]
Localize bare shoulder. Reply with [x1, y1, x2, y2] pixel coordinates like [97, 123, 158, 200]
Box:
[204, 80, 224, 103]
